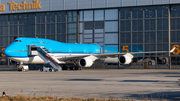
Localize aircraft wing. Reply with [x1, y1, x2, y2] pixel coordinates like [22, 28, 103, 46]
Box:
[57, 47, 176, 61]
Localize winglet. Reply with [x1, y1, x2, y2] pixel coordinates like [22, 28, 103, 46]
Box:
[170, 47, 176, 53]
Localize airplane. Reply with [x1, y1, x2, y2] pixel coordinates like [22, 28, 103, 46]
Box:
[4, 37, 176, 71]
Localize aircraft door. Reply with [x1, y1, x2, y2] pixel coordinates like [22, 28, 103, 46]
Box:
[27, 45, 38, 56]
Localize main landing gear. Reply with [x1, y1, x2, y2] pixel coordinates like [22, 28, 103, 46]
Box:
[16, 62, 29, 71]
[62, 65, 82, 70]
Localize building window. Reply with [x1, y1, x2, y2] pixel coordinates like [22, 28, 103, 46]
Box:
[132, 32, 143, 43]
[67, 23, 76, 33]
[105, 9, 118, 20]
[57, 23, 66, 34]
[145, 19, 155, 30]
[84, 22, 93, 29]
[36, 24, 45, 35]
[120, 20, 131, 31]
[57, 35, 66, 42]
[105, 21, 118, 32]
[120, 33, 131, 43]
[132, 7, 143, 19]
[94, 10, 104, 21]
[95, 21, 104, 29]
[10, 15, 18, 25]
[19, 25, 27, 36]
[46, 24, 55, 34]
[145, 32, 155, 43]
[157, 6, 168, 18]
[10, 26, 18, 35]
[157, 31, 168, 43]
[171, 31, 180, 42]
[28, 14, 35, 24]
[67, 11, 76, 22]
[144, 7, 155, 18]
[79, 23, 83, 33]
[171, 18, 180, 30]
[0, 26, 8, 36]
[144, 44, 155, 55]
[157, 19, 168, 30]
[132, 20, 143, 31]
[132, 45, 143, 52]
[0, 15, 8, 25]
[57, 12, 66, 22]
[105, 45, 118, 53]
[105, 33, 118, 44]
[84, 10, 93, 21]
[36, 13, 45, 23]
[46, 12, 55, 23]
[120, 8, 131, 19]
[0, 37, 8, 46]
[28, 25, 35, 36]
[19, 14, 27, 24]
[79, 11, 83, 21]
[46, 35, 55, 40]
[157, 44, 168, 55]
[68, 35, 76, 43]
[171, 5, 180, 17]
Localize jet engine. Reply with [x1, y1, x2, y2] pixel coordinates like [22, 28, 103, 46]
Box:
[119, 53, 134, 64]
[79, 58, 94, 67]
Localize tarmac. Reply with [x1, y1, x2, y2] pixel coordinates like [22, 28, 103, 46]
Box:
[1, 69, 180, 100]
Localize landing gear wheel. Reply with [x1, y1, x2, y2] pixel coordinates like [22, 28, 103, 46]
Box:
[162, 58, 166, 64]
[79, 67, 82, 70]
[148, 61, 152, 65]
[40, 68, 43, 72]
[49, 69, 52, 72]
[75, 67, 78, 70]
[67, 67, 70, 70]
[21, 67, 24, 71]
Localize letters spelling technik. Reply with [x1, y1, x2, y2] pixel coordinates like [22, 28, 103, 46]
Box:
[0, 0, 41, 11]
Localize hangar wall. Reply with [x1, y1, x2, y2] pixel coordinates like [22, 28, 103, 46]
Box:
[0, 0, 180, 69]
[0, 0, 180, 14]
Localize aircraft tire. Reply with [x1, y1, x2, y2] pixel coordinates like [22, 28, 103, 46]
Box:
[75, 67, 78, 70]
[79, 67, 82, 70]
[21, 67, 24, 72]
[148, 61, 152, 65]
[49, 69, 52, 72]
[162, 58, 166, 64]
[40, 68, 43, 72]
[67, 67, 70, 70]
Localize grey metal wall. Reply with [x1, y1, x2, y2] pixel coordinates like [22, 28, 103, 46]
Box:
[0, 0, 180, 14]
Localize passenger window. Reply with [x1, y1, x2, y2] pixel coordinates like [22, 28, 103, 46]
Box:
[14, 40, 22, 42]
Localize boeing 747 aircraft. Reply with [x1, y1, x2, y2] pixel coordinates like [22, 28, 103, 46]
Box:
[4, 37, 176, 71]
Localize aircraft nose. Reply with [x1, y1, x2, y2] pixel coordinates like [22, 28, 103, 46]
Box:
[4, 46, 11, 57]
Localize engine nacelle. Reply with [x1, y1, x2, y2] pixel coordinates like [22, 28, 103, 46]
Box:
[119, 53, 134, 64]
[79, 58, 94, 67]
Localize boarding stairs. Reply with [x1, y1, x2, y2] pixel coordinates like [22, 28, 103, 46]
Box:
[37, 47, 62, 71]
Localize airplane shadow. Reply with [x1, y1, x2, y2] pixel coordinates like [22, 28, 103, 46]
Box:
[128, 72, 180, 75]
[126, 91, 180, 101]
[65, 79, 103, 81]
[165, 76, 180, 77]
[120, 80, 162, 82]
[0, 69, 16, 71]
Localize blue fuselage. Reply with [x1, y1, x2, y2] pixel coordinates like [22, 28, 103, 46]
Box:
[4, 37, 102, 57]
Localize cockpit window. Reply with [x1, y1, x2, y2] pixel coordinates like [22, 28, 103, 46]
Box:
[14, 40, 22, 42]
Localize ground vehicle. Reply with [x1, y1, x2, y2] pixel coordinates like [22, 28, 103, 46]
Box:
[39, 66, 58, 72]
[17, 64, 28, 71]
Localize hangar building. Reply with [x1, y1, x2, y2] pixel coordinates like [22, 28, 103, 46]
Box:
[0, 0, 180, 69]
